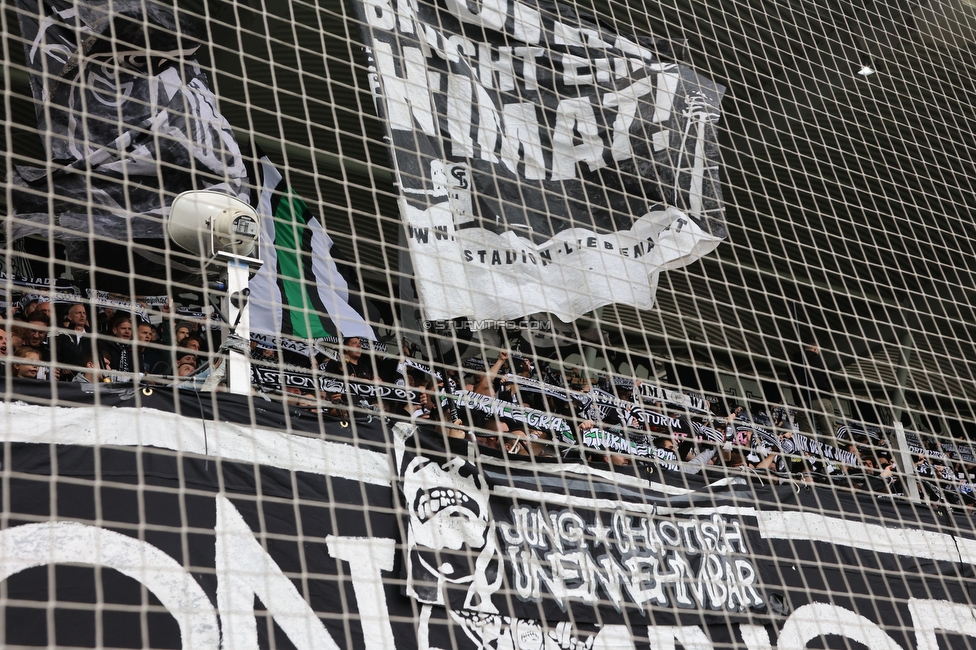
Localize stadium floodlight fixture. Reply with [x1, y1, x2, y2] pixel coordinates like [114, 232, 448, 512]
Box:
[166, 190, 263, 394]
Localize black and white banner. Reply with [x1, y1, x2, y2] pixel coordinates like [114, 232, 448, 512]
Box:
[732, 421, 860, 467]
[903, 431, 957, 461]
[1, 381, 976, 648]
[778, 429, 860, 466]
[12, 0, 247, 242]
[590, 386, 693, 435]
[452, 389, 576, 441]
[580, 426, 654, 459]
[355, 0, 727, 322]
[638, 382, 714, 414]
[502, 373, 592, 409]
[250, 364, 419, 406]
[399, 358, 444, 381]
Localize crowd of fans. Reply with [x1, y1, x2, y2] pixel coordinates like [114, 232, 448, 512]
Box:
[2, 292, 974, 511]
[0, 294, 216, 384]
[258, 336, 976, 511]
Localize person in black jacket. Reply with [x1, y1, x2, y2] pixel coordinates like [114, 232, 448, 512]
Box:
[55, 303, 92, 379]
[99, 313, 134, 377]
[136, 320, 170, 376]
[323, 337, 373, 380]
[790, 341, 839, 446]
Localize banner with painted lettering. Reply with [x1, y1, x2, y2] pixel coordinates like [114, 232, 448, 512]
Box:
[452, 389, 576, 441]
[502, 373, 592, 411]
[733, 422, 860, 467]
[836, 421, 886, 442]
[355, 0, 727, 322]
[941, 441, 976, 464]
[778, 429, 860, 466]
[393, 424, 976, 645]
[590, 386, 693, 435]
[251, 331, 330, 357]
[580, 426, 655, 459]
[905, 431, 976, 465]
[638, 382, 714, 415]
[250, 364, 419, 406]
[86, 289, 170, 308]
[904, 431, 951, 460]
[399, 358, 444, 381]
[2, 381, 976, 649]
[0, 272, 78, 291]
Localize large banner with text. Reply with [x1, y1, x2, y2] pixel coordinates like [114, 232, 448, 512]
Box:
[355, 0, 727, 322]
[0, 381, 975, 649]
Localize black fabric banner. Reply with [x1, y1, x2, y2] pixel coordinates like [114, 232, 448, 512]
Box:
[355, 0, 727, 322]
[250, 364, 420, 407]
[12, 0, 247, 242]
[1, 380, 976, 649]
[590, 386, 695, 436]
[502, 373, 592, 410]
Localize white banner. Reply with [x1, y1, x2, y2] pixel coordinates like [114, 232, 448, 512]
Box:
[407, 201, 723, 321]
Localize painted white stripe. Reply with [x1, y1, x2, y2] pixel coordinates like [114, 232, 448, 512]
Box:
[756, 511, 976, 564]
[490, 484, 658, 515]
[0, 402, 393, 487]
[0, 521, 220, 649]
[487, 489, 754, 516]
[477, 455, 694, 496]
[654, 505, 758, 517]
[8, 401, 976, 567]
[557, 463, 695, 495]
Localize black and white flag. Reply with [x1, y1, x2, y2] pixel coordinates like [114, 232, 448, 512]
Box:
[356, 0, 726, 322]
[12, 0, 247, 242]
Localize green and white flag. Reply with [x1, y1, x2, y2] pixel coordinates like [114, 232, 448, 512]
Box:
[249, 158, 376, 345]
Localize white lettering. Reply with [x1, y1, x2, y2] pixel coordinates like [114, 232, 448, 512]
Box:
[512, 2, 542, 43]
[326, 536, 398, 650]
[603, 71, 679, 159]
[362, 0, 396, 29]
[592, 624, 637, 650]
[647, 626, 714, 650]
[444, 0, 507, 30]
[512, 46, 546, 91]
[0, 521, 219, 649]
[562, 53, 593, 85]
[777, 603, 905, 650]
[479, 44, 516, 91]
[373, 43, 436, 135]
[476, 84, 501, 162]
[447, 74, 474, 156]
[396, 0, 418, 33]
[909, 598, 976, 650]
[501, 103, 546, 178]
[215, 496, 341, 650]
[739, 625, 772, 650]
[551, 98, 606, 180]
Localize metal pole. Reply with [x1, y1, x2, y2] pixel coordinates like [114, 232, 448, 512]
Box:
[218, 252, 262, 395]
[890, 326, 921, 502]
[893, 421, 921, 502]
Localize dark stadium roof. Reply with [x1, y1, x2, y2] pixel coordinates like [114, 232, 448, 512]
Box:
[3, 0, 976, 420]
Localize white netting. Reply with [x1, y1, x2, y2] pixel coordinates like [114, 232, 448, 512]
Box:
[1, 0, 976, 648]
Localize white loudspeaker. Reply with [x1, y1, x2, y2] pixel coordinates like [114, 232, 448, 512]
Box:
[167, 190, 259, 258]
